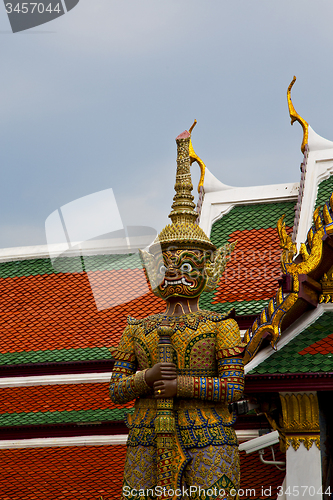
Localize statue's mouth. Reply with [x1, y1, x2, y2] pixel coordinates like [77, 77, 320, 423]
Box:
[161, 277, 194, 289]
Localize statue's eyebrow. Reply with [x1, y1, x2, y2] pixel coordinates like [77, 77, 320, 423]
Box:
[163, 254, 176, 266]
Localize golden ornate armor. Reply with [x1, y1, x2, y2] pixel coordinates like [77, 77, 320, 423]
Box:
[110, 313, 244, 497]
[109, 125, 245, 500]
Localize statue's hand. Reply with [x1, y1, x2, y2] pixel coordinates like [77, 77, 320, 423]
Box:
[145, 362, 177, 387]
[154, 379, 177, 398]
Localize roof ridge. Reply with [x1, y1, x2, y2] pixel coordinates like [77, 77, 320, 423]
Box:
[0, 241, 142, 263]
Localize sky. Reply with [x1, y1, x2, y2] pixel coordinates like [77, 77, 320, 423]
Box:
[1, 0, 333, 249]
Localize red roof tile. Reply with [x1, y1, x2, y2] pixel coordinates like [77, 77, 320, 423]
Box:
[213, 228, 289, 304]
[88, 269, 149, 309]
[0, 383, 134, 414]
[0, 271, 164, 354]
[298, 332, 333, 355]
[0, 445, 285, 499]
[240, 445, 285, 498]
[0, 445, 126, 499]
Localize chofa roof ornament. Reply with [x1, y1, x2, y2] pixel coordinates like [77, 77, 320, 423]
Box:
[287, 76, 309, 154]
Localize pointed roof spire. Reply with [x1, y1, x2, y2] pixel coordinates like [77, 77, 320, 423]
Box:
[154, 123, 215, 252]
[168, 128, 198, 225]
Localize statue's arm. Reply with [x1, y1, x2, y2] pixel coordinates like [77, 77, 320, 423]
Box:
[109, 325, 151, 404]
[176, 319, 245, 403]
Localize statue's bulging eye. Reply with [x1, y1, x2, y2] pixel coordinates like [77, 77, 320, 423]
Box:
[181, 263, 192, 273]
[159, 265, 166, 275]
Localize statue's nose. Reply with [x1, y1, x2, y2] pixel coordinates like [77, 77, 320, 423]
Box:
[166, 266, 178, 277]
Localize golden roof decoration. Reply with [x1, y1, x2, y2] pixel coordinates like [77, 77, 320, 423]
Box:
[320, 266, 333, 303]
[188, 120, 206, 193]
[287, 76, 309, 154]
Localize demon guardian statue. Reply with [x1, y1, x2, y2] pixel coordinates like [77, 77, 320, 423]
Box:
[109, 126, 245, 500]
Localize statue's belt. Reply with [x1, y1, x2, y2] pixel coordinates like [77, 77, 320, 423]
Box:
[135, 397, 230, 411]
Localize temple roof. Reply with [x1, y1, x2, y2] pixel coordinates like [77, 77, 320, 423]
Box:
[0, 196, 297, 370]
[200, 200, 295, 318]
[0, 443, 285, 500]
[0, 382, 133, 428]
[3, 103, 333, 496]
[247, 306, 333, 376]
[0, 444, 127, 499]
[0, 255, 164, 367]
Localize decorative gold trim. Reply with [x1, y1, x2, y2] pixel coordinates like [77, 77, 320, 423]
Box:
[285, 435, 320, 451]
[320, 266, 333, 303]
[287, 76, 309, 154]
[177, 375, 194, 398]
[188, 119, 206, 192]
[280, 393, 320, 432]
[189, 145, 205, 194]
[277, 214, 297, 273]
[244, 196, 333, 362]
[279, 393, 320, 451]
[188, 120, 197, 135]
[204, 242, 236, 292]
[280, 208, 325, 293]
[243, 290, 298, 355]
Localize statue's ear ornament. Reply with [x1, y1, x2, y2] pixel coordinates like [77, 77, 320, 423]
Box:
[204, 241, 236, 292]
[139, 248, 163, 297]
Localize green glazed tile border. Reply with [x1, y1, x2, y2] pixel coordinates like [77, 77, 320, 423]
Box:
[0, 253, 142, 279]
[250, 311, 333, 374]
[0, 347, 112, 365]
[0, 407, 134, 427]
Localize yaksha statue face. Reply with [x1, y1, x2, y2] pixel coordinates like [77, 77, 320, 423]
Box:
[156, 248, 208, 299]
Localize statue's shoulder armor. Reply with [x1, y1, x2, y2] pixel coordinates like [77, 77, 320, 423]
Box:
[127, 314, 161, 324]
[127, 313, 162, 331]
[127, 315, 143, 326]
[200, 309, 234, 324]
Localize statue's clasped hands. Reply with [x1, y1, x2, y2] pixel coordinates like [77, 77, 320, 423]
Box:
[145, 362, 177, 398]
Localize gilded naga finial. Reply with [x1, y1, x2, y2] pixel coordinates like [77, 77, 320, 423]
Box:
[287, 76, 309, 154]
[188, 120, 206, 193]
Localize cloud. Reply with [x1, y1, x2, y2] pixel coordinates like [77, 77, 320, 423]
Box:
[1, 0, 333, 247]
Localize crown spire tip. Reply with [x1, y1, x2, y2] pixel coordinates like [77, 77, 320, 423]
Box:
[176, 130, 190, 140]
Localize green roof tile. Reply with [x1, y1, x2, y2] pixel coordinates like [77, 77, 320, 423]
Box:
[0, 407, 134, 427]
[0, 259, 55, 278]
[199, 295, 270, 316]
[0, 253, 142, 279]
[210, 201, 295, 246]
[315, 176, 333, 209]
[0, 347, 111, 365]
[83, 253, 141, 272]
[199, 201, 295, 314]
[249, 311, 333, 374]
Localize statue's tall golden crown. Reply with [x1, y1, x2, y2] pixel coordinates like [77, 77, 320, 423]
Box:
[153, 129, 216, 252]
